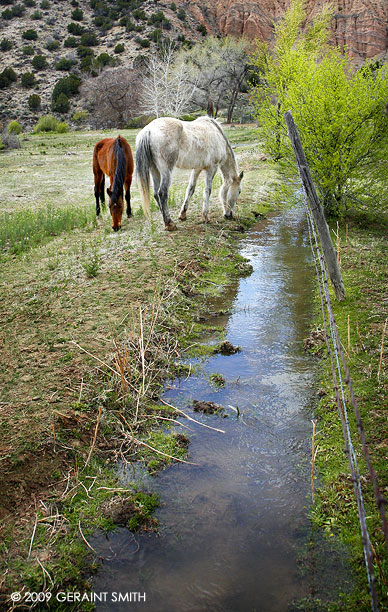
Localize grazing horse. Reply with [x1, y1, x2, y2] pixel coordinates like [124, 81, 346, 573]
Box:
[93, 135, 134, 231]
[135, 116, 243, 231]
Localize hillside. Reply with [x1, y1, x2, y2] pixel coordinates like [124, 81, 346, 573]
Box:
[0, 0, 206, 126]
[0, 0, 387, 127]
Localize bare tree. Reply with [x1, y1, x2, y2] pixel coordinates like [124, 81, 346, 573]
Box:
[80, 67, 143, 128]
[141, 43, 197, 118]
[177, 37, 252, 122]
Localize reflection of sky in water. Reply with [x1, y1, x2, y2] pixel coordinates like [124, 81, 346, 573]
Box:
[93, 209, 351, 612]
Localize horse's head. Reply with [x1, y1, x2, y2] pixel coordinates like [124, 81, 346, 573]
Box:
[220, 171, 244, 219]
[107, 187, 124, 231]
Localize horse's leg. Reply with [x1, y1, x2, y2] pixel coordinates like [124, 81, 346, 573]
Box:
[202, 166, 217, 223]
[100, 175, 105, 207]
[179, 169, 201, 221]
[150, 165, 161, 210]
[94, 167, 103, 217]
[158, 169, 177, 231]
[124, 177, 132, 218]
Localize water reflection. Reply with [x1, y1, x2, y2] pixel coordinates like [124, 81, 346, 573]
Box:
[92, 208, 349, 611]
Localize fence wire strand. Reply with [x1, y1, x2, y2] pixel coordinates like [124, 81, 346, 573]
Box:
[305, 201, 383, 612]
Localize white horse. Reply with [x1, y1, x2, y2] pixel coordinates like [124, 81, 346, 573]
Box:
[135, 116, 243, 231]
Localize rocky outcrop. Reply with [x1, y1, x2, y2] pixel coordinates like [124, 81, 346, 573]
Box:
[188, 0, 388, 62]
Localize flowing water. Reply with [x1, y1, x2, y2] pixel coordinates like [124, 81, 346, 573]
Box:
[92, 209, 349, 611]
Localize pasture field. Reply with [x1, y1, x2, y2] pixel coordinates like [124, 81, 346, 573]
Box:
[0, 124, 387, 610]
[0, 125, 276, 602]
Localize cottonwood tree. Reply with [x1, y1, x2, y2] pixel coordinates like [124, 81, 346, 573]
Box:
[177, 36, 252, 122]
[80, 66, 143, 127]
[141, 42, 197, 117]
[250, 0, 388, 216]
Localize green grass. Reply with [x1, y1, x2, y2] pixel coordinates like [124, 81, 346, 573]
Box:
[308, 217, 388, 611]
[0, 204, 97, 255]
[0, 124, 277, 604]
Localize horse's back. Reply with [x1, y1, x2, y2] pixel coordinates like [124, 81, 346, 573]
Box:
[94, 136, 133, 176]
[139, 116, 227, 171]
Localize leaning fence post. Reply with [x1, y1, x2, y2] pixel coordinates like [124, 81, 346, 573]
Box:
[284, 110, 345, 301]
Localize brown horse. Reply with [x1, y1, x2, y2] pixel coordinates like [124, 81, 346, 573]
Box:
[93, 135, 134, 231]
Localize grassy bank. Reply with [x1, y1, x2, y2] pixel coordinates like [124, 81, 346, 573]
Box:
[0, 125, 277, 608]
[308, 216, 388, 611]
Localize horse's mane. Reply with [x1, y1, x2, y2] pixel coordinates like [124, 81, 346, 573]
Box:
[205, 117, 237, 166]
[111, 135, 126, 203]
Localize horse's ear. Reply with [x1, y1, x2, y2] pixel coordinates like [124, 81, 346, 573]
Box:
[239, 171, 244, 181]
[107, 187, 112, 196]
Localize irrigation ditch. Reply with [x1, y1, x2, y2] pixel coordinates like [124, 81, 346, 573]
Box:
[0, 126, 387, 610]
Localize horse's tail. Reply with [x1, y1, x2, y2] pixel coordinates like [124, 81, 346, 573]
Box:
[135, 130, 152, 220]
[111, 135, 126, 204]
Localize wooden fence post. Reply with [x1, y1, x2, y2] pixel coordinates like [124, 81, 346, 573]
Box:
[284, 110, 345, 301]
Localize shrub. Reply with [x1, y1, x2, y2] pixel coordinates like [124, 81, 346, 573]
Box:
[22, 29, 38, 40]
[31, 9, 42, 18]
[22, 45, 34, 55]
[0, 67, 17, 88]
[71, 7, 83, 20]
[77, 45, 93, 58]
[33, 114, 58, 132]
[93, 16, 112, 31]
[11, 3, 25, 16]
[67, 22, 84, 35]
[0, 130, 20, 150]
[197, 24, 207, 35]
[52, 74, 81, 103]
[0, 38, 13, 51]
[149, 29, 162, 43]
[64, 36, 78, 48]
[177, 8, 185, 20]
[114, 43, 124, 54]
[72, 109, 88, 122]
[80, 31, 98, 46]
[21, 71, 36, 87]
[79, 55, 93, 72]
[56, 121, 68, 133]
[40, 0, 49, 8]
[133, 8, 146, 19]
[8, 120, 22, 134]
[137, 38, 150, 48]
[28, 93, 41, 109]
[55, 58, 76, 71]
[24, 0, 36, 6]
[31, 54, 47, 70]
[52, 92, 70, 113]
[95, 52, 113, 68]
[170, 2, 176, 10]
[1, 8, 13, 18]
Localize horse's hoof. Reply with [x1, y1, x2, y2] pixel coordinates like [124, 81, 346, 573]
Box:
[179, 212, 187, 221]
[165, 221, 177, 231]
[223, 212, 233, 220]
[201, 215, 209, 224]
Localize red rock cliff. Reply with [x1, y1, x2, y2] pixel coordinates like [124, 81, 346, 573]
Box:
[187, 0, 388, 62]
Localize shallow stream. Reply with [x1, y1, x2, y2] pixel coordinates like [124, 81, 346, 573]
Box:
[93, 209, 349, 611]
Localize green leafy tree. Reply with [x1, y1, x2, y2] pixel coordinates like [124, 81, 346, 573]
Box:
[250, 0, 388, 216]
